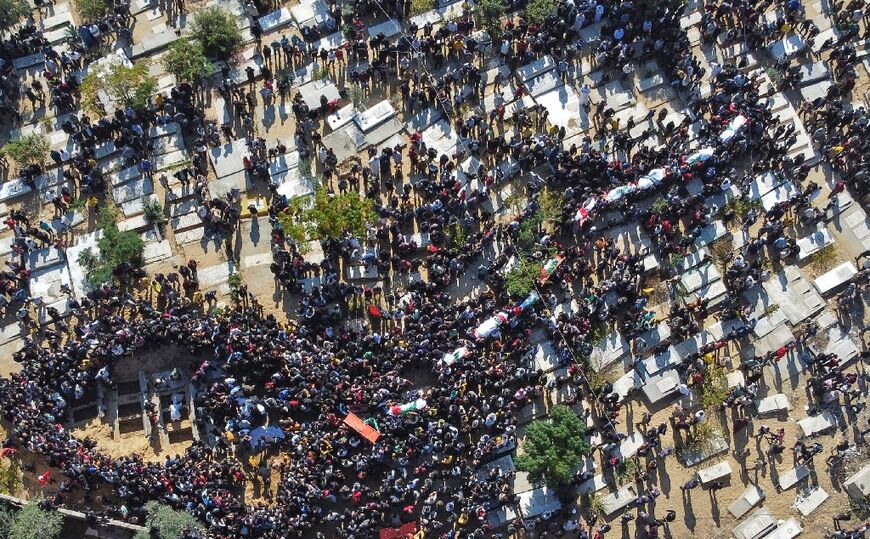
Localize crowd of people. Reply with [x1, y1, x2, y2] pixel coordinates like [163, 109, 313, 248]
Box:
[0, 0, 868, 535]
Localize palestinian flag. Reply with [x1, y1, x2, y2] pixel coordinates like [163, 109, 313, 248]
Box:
[538, 254, 565, 284]
[441, 346, 469, 366]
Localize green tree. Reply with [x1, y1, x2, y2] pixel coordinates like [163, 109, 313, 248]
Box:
[81, 63, 157, 114]
[138, 501, 206, 539]
[525, 0, 555, 24]
[515, 405, 590, 488]
[0, 505, 13, 539]
[75, 0, 108, 21]
[539, 188, 565, 225]
[518, 210, 544, 244]
[8, 503, 63, 539]
[78, 206, 145, 288]
[4, 133, 49, 167]
[0, 458, 22, 495]
[504, 256, 541, 298]
[276, 197, 309, 244]
[143, 199, 166, 226]
[162, 38, 214, 83]
[410, 0, 435, 15]
[303, 187, 376, 240]
[474, 0, 506, 44]
[191, 7, 243, 59]
[0, 0, 28, 32]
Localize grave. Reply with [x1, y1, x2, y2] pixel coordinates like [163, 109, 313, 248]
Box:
[112, 177, 154, 205]
[733, 507, 778, 539]
[635, 321, 671, 353]
[142, 240, 172, 265]
[577, 473, 607, 495]
[680, 262, 721, 293]
[769, 34, 805, 60]
[530, 340, 560, 373]
[794, 487, 828, 516]
[516, 56, 556, 82]
[694, 220, 728, 248]
[797, 62, 830, 87]
[13, 53, 44, 70]
[745, 266, 824, 325]
[798, 410, 838, 437]
[796, 228, 834, 260]
[760, 179, 798, 212]
[777, 465, 809, 491]
[799, 79, 833, 102]
[640, 370, 680, 404]
[600, 484, 638, 515]
[321, 127, 363, 165]
[698, 461, 732, 485]
[728, 484, 765, 519]
[755, 394, 790, 416]
[210, 138, 249, 179]
[273, 167, 314, 200]
[589, 330, 629, 371]
[612, 370, 641, 402]
[609, 431, 644, 460]
[354, 100, 397, 132]
[131, 28, 178, 58]
[844, 464, 870, 499]
[297, 78, 341, 110]
[198, 261, 235, 290]
[813, 262, 856, 295]
[642, 346, 680, 377]
[367, 19, 401, 39]
[258, 7, 293, 32]
[0, 178, 33, 203]
[326, 103, 357, 131]
[364, 117, 403, 148]
[526, 70, 563, 98]
[726, 370, 745, 389]
[749, 171, 783, 200]
[681, 430, 729, 466]
[753, 309, 788, 338]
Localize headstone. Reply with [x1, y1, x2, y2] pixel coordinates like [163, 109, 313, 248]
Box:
[698, 461, 733, 485]
[354, 100, 397, 132]
[142, 240, 172, 264]
[131, 28, 178, 58]
[600, 484, 637, 515]
[589, 330, 629, 371]
[844, 464, 870, 500]
[367, 19, 401, 39]
[526, 70, 563, 98]
[769, 34, 805, 60]
[693, 221, 727, 248]
[680, 263, 721, 293]
[813, 262, 856, 295]
[798, 411, 838, 437]
[777, 465, 809, 491]
[578, 473, 607, 495]
[258, 7, 293, 32]
[796, 228, 834, 260]
[733, 507, 777, 539]
[13, 53, 45, 70]
[326, 103, 357, 131]
[794, 487, 828, 516]
[728, 484, 765, 518]
[760, 179, 798, 212]
[112, 177, 154, 205]
[797, 62, 830, 87]
[297, 78, 341, 110]
[0, 179, 33, 202]
[609, 431, 644, 460]
[755, 394, 790, 416]
[640, 369, 680, 404]
[516, 56, 556, 82]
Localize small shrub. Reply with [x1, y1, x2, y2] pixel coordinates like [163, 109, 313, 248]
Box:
[698, 363, 729, 410]
[4, 134, 49, 167]
[142, 500, 206, 539]
[76, 0, 108, 21]
[228, 272, 243, 291]
[191, 7, 243, 59]
[649, 198, 668, 214]
[808, 244, 837, 274]
[0, 458, 23, 495]
[8, 503, 63, 539]
[410, 0, 435, 15]
[143, 199, 166, 226]
[504, 257, 541, 298]
[615, 456, 640, 484]
[525, 0, 556, 24]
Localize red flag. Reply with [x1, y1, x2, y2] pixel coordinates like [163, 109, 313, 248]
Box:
[38, 471, 51, 485]
[368, 305, 382, 318]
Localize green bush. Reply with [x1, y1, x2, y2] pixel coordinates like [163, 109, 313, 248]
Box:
[518, 210, 544, 244]
[162, 38, 214, 83]
[304, 186, 376, 240]
[0, 0, 28, 30]
[4, 134, 49, 167]
[474, 0, 506, 42]
[143, 199, 166, 225]
[8, 503, 63, 539]
[525, 0, 555, 24]
[191, 7, 244, 59]
[410, 0, 436, 15]
[0, 505, 13, 539]
[141, 501, 206, 539]
[81, 64, 157, 114]
[0, 458, 22, 495]
[78, 206, 145, 288]
[504, 257, 541, 298]
[75, 0, 108, 21]
[539, 188, 565, 225]
[515, 405, 591, 487]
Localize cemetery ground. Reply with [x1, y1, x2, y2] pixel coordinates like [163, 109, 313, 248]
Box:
[0, 0, 870, 535]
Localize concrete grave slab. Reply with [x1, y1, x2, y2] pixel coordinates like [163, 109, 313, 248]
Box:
[354, 100, 397, 132]
[367, 19, 401, 39]
[298, 78, 341, 110]
[813, 262, 857, 295]
[760, 179, 798, 212]
[112, 177, 154, 205]
[794, 487, 828, 516]
[728, 484, 765, 519]
[777, 465, 810, 491]
[798, 411, 838, 437]
[844, 464, 870, 500]
[680, 262, 721, 293]
[589, 330, 629, 371]
[755, 394, 790, 416]
[600, 484, 637, 515]
[796, 228, 834, 260]
[142, 240, 172, 265]
[526, 70, 563, 98]
[210, 138, 249, 179]
[258, 7, 293, 32]
[698, 461, 733, 485]
[641, 369, 681, 404]
[516, 56, 556, 82]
